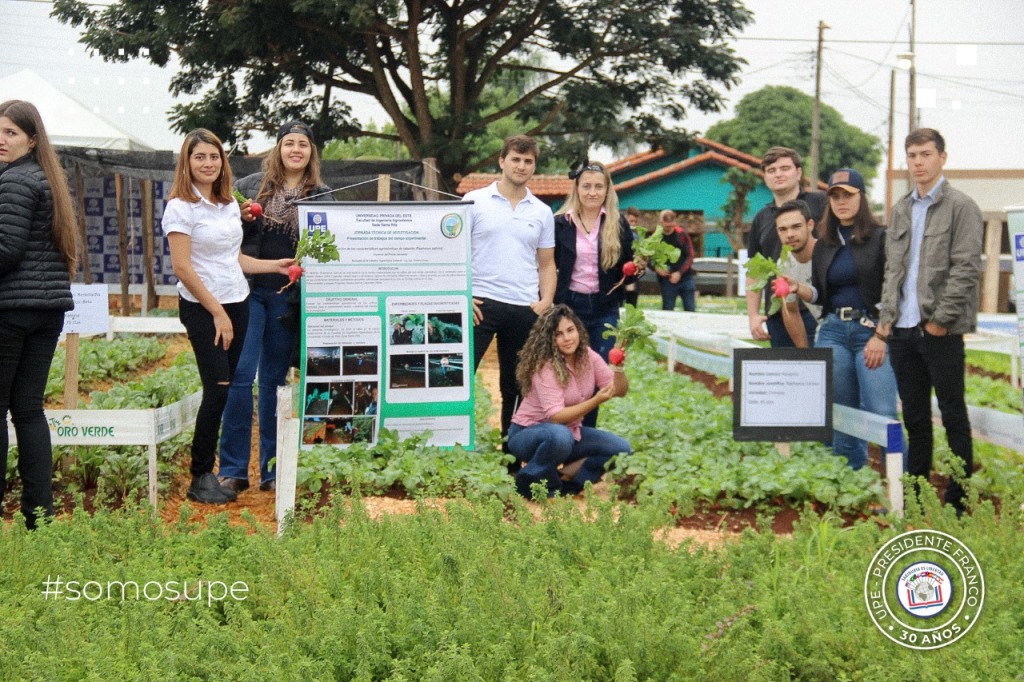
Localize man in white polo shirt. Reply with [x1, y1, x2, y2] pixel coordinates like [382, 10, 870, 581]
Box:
[465, 135, 556, 449]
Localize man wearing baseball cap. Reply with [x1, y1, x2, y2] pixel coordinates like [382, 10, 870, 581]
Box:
[876, 128, 984, 515]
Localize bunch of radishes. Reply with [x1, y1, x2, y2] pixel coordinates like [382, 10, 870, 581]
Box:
[602, 304, 657, 367]
[279, 229, 341, 293]
[608, 226, 681, 294]
[745, 245, 793, 317]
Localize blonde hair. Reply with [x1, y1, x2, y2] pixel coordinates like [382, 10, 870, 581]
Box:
[0, 100, 78, 275]
[556, 162, 622, 270]
[167, 128, 234, 204]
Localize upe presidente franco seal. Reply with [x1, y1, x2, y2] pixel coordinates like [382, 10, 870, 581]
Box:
[864, 529, 984, 650]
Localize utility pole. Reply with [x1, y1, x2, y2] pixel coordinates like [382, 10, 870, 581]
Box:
[908, 0, 917, 132]
[809, 20, 829, 187]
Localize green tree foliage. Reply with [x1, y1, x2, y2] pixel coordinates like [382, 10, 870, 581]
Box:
[52, 0, 752, 185]
[706, 85, 882, 184]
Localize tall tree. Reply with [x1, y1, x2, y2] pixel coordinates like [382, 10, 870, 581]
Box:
[52, 0, 752, 185]
[706, 85, 882, 185]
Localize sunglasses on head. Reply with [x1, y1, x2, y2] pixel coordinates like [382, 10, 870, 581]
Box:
[568, 163, 604, 180]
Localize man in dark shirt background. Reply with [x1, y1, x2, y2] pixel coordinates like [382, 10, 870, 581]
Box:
[745, 147, 826, 346]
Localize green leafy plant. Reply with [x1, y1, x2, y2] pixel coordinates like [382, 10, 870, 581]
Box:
[745, 245, 793, 316]
[296, 229, 340, 264]
[632, 226, 681, 273]
[602, 304, 658, 353]
[47, 336, 167, 400]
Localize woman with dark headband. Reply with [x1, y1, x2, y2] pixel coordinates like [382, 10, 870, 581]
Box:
[218, 121, 334, 494]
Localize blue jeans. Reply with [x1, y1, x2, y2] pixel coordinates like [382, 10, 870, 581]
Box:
[218, 287, 294, 484]
[507, 422, 632, 497]
[563, 291, 619, 361]
[0, 309, 64, 528]
[815, 314, 902, 469]
[563, 291, 619, 428]
[659, 275, 696, 312]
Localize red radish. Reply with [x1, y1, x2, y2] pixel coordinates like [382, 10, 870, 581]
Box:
[772, 278, 790, 298]
[288, 265, 304, 283]
[674, 226, 683, 234]
[249, 202, 264, 218]
[608, 348, 626, 365]
[622, 261, 637, 277]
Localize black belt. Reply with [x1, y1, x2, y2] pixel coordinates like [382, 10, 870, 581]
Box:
[834, 307, 873, 322]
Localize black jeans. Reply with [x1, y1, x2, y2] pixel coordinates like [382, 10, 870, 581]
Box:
[0, 309, 65, 528]
[472, 298, 538, 437]
[179, 297, 249, 477]
[888, 328, 973, 508]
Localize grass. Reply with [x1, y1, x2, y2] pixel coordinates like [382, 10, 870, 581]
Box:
[1, 494, 1021, 679]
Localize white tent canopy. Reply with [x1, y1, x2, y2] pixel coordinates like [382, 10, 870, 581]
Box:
[1, 69, 154, 151]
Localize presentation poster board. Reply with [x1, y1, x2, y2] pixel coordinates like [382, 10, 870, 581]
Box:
[297, 201, 474, 449]
[732, 348, 833, 441]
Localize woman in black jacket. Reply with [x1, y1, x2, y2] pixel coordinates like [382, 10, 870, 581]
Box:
[0, 100, 77, 528]
[789, 168, 901, 470]
[552, 161, 635, 360]
[218, 121, 333, 493]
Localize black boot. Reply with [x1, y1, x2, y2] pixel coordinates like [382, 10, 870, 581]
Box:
[187, 473, 235, 504]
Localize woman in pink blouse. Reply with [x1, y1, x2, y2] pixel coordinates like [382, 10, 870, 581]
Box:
[507, 305, 632, 499]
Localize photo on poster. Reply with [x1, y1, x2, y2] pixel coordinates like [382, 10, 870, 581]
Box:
[343, 345, 378, 375]
[389, 313, 426, 345]
[390, 354, 426, 389]
[306, 346, 341, 376]
[302, 418, 329, 445]
[354, 381, 379, 415]
[328, 381, 355, 416]
[304, 382, 332, 416]
[352, 416, 375, 443]
[428, 353, 464, 388]
[427, 313, 463, 344]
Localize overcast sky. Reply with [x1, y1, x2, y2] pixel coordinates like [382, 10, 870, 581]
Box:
[3, 0, 1022, 198]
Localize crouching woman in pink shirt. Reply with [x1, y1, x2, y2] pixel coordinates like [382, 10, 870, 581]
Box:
[507, 305, 632, 499]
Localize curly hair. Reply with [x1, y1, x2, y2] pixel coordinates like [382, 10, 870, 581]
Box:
[516, 305, 591, 395]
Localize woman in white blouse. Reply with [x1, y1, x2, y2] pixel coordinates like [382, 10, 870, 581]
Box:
[162, 129, 294, 504]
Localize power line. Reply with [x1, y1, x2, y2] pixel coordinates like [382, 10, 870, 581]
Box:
[826, 46, 1024, 102]
[737, 36, 1023, 47]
